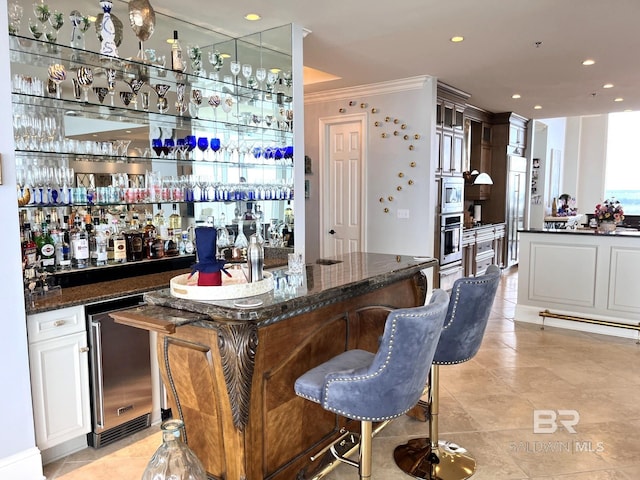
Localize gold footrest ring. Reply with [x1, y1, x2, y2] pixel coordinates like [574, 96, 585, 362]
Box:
[393, 437, 476, 480]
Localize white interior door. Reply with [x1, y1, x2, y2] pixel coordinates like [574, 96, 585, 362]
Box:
[322, 118, 365, 258]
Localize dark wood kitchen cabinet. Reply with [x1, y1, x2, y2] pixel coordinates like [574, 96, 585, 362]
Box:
[436, 83, 470, 176]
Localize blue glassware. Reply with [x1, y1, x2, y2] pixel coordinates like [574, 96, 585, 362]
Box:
[252, 146, 262, 161]
[151, 138, 163, 157]
[274, 147, 284, 161]
[163, 138, 175, 157]
[185, 135, 196, 160]
[176, 138, 186, 160]
[210, 137, 221, 161]
[285, 145, 294, 160]
[197, 137, 208, 160]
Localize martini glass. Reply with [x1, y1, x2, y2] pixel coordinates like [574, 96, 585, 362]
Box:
[154, 84, 170, 113]
[47, 9, 63, 42]
[126, 77, 145, 110]
[93, 87, 108, 104]
[8, 2, 24, 35]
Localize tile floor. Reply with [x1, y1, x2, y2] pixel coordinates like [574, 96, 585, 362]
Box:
[45, 268, 640, 480]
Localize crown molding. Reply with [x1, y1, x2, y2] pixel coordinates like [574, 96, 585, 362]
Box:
[304, 76, 433, 105]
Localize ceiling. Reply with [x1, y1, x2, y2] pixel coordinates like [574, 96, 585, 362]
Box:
[18, 0, 640, 121]
[141, 0, 640, 120]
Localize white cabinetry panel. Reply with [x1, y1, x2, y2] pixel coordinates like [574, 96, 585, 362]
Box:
[608, 247, 640, 313]
[529, 242, 597, 306]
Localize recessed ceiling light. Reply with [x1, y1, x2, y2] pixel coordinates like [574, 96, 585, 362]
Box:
[512, 94, 521, 99]
[270, 68, 281, 74]
[582, 59, 596, 66]
[603, 83, 614, 89]
[450, 36, 464, 43]
[614, 97, 624, 102]
[534, 105, 542, 110]
[220, 53, 231, 59]
[244, 13, 261, 21]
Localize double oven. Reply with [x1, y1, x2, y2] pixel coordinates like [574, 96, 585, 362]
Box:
[438, 177, 464, 290]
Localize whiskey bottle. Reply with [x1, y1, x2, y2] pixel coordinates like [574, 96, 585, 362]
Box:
[112, 222, 127, 264]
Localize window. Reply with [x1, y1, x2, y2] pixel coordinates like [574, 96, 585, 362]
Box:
[605, 112, 640, 215]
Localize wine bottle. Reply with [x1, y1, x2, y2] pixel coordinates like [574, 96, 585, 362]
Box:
[171, 30, 186, 73]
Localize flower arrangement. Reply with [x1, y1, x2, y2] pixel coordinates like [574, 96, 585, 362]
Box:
[594, 198, 624, 223]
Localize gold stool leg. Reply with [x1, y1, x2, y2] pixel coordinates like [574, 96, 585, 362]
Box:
[393, 366, 476, 480]
[359, 421, 372, 480]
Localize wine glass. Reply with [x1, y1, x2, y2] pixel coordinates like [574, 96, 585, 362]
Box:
[222, 94, 234, 122]
[210, 137, 221, 162]
[28, 17, 43, 40]
[151, 138, 163, 157]
[154, 84, 170, 113]
[197, 137, 209, 161]
[174, 82, 187, 116]
[184, 135, 196, 160]
[189, 89, 203, 118]
[106, 68, 117, 106]
[255, 67, 266, 93]
[229, 61, 240, 85]
[47, 63, 66, 99]
[163, 138, 175, 159]
[241, 63, 252, 87]
[266, 70, 278, 97]
[208, 50, 223, 80]
[208, 93, 221, 122]
[76, 66, 93, 102]
[187, 45, 204, 77]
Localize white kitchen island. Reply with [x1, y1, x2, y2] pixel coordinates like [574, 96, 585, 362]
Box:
[516, 228, 640, 340]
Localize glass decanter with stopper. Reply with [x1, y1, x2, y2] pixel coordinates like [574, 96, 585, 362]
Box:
[141, 419, 207, 480]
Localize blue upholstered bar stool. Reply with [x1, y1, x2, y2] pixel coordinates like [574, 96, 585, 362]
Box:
[294, 290, 450, 480]
[394, 265, 501, 480]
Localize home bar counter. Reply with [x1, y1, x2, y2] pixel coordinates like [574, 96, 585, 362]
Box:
[110, 252, 437, 480]
[516, 229, 640, 340]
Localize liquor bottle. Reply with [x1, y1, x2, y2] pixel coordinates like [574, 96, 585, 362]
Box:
[111, 222, 127, 264]
[179, 231, 194, 255]
[22, 223, 38, 268]
[36, 222, 56, 272]
[171, 30, 186, 73]
[154, 204, 168, 240]
[168, 203, 182, 241]
[56, 216, 72, 271]
[90, 224, 108, 266]
[70, 216, 89, 269]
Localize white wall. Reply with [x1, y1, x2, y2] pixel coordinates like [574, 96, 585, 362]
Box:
[304, 76, 437, 261]
[0, 3, 45, 479]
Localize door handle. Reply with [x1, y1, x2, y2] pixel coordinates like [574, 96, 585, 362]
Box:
[329, 229, 336, 235]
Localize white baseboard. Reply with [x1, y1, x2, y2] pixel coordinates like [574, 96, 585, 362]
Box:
[41, 435, 87, 465]
[0, 447, 44, 480]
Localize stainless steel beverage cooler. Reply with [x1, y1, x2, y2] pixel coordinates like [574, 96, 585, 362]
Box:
[86, 295, 152, 448]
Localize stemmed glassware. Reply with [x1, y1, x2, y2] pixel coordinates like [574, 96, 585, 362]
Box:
[47, 63, 66, 99]
[30, 1, 50, 40]
[8, 2, 24, 35]
[76, 66, 93, 102]
[175, 82, 187, 116]
[208, 50, 224, 80]
[208, 93, 221, 122]
[222, 94, 233, 122]
[106, 68, 117, 106]
[47, 9, 63, 43]
[93, 87, 108, 104]
[197, 137, 209, 161]
[210, 137, 221, 162]
[184, 135, 196, 160]
[126, 77, 145, 110]
[187, 45, 204, 77]
[241, 63, 252, 87]
[255, 67, 266, 93]
[154, 84, 170, 113]
[229, 61, 240, 86]
[189, 89, 203, 118]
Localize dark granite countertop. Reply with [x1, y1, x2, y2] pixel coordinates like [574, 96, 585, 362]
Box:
[520, 228, 640, 237]
[142, 253, 438, 327]
[26, 257, 287, 315]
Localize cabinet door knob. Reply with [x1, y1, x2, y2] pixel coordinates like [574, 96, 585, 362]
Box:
[53, 320, 66, 327]
[329, 229, 336, 235]
[79, 347, 89, 353]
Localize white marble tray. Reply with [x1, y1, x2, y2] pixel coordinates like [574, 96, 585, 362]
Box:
[170, 269, 274, 301]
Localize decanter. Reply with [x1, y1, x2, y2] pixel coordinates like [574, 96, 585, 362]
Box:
[141, 419, 207, 480]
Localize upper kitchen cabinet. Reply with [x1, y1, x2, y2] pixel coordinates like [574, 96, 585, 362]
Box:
[435, 83, 470, 176]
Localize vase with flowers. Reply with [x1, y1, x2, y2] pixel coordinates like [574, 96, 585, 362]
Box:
[594, 197, 624, 233]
